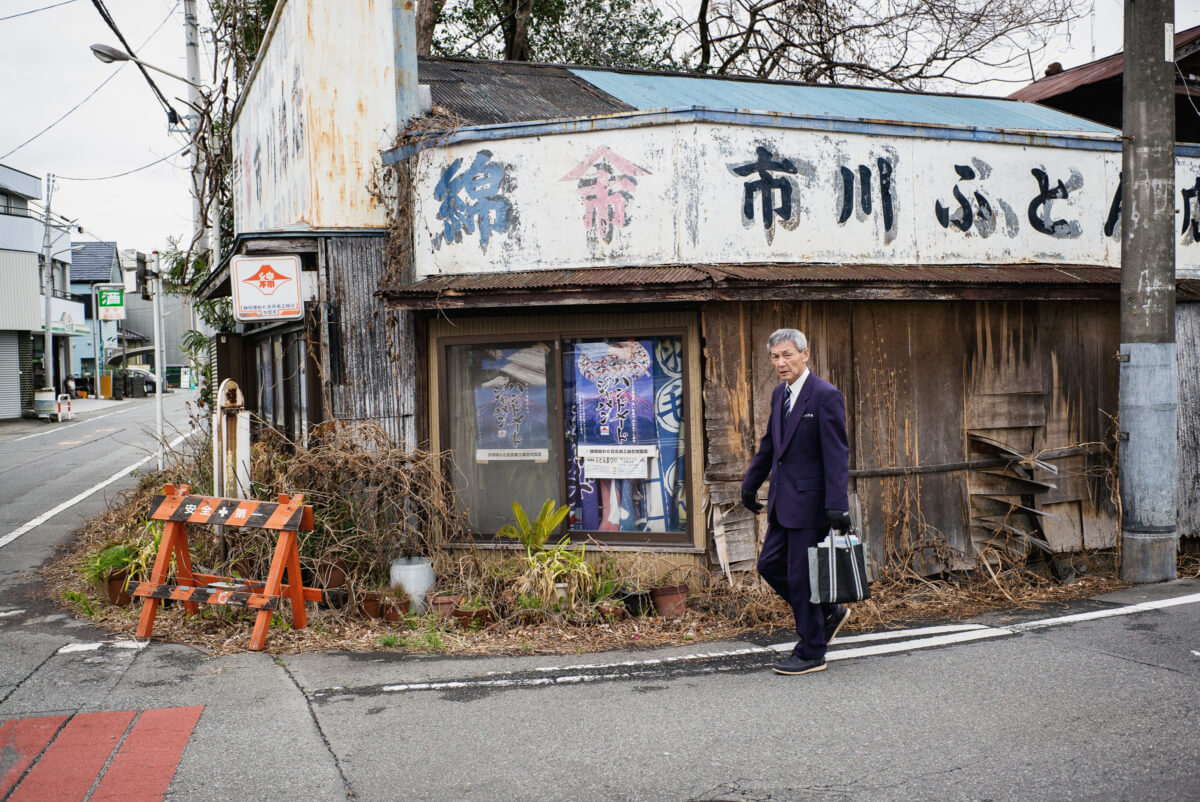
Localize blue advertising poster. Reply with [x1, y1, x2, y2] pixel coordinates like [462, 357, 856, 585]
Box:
[565, 338, 686, 533]
[473, 346, 550, 461]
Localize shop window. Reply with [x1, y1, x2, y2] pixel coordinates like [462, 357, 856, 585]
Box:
[442, 332, 688, 542]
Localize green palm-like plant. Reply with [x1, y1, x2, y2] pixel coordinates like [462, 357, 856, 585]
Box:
[496, 499, 569, 556]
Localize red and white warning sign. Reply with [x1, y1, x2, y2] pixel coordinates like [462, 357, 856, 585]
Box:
[230, 255, 304, 321]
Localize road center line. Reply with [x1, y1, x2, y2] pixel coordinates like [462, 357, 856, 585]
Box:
[14, 406, 136, 442]
[0, 428, 198, 550]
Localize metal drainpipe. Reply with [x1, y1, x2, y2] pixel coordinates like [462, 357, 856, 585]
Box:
[392, 1, 420, 129]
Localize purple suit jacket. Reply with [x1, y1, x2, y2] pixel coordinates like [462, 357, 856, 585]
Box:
[741, 373, 850, 529]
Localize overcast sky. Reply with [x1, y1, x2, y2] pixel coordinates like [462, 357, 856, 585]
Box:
[1, 0, 1199, 257]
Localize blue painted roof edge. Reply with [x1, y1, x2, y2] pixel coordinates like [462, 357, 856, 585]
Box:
[382, 106, 1124, 166]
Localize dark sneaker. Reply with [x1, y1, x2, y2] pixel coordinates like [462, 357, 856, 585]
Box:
[771, 655, 827, 675]
[824, 604, 850, 644]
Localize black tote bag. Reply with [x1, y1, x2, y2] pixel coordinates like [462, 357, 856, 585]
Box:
[808, 531, 871, 604]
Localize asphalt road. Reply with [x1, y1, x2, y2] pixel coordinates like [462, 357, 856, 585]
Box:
[1, 397, 1198, 801]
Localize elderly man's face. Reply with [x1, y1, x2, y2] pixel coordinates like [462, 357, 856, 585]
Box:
[769, 340, 809, 383]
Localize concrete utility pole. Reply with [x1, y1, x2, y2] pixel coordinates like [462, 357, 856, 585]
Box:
[39, 173, 55, 393]
[152, 251, 165, 471]
[183, 0, 211, 264]
[1119, 1, 1177, 582]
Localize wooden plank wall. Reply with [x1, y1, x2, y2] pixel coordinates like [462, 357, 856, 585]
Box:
[702, 299, 1120, 578]
[324, 236, 416, 446]
[1178, 302, 1200, 537]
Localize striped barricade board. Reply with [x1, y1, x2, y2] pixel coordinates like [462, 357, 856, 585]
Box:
[134, 483, 319, 651]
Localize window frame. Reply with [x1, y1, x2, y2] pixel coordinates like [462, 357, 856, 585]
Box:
[436, 325, 696, 548]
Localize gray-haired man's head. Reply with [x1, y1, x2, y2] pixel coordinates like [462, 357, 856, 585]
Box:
[767, 328, 810, 384]
[767, 328, 807, 353]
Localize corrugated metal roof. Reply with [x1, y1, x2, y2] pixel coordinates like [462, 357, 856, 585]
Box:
[382, 263, 1120, 301]
[69, 241, 119, 283]
[569, 69, 1116, 134]
[1010, 24, 1200, 103]
[420, 59, 634, 126]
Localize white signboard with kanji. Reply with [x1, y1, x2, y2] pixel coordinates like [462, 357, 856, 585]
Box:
[230, 255, 304, 322]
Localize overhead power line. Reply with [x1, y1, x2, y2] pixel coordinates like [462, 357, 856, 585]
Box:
[88, 0, 182, 126]
[0, 2, 179, 161]
[55, 144, 189, 181]
[0, 0, 77, 22]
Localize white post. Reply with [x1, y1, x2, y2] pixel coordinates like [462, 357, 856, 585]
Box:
[152, 251, 165, 471]
[91, 284, 101, 397]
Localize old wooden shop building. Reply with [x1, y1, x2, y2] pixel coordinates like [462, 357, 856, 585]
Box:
[200, 0, 1200, 577]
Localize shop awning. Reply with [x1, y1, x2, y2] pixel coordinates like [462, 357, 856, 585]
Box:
[379, 263, 1127, 310]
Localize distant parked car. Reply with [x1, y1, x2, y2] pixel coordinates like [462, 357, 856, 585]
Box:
[124, 366, 159, 393]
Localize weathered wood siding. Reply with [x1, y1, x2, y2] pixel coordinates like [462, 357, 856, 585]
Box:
[323, 236, 416, 446]
[1178, 302, 1200, 537]
[702, 300, 1120, 576]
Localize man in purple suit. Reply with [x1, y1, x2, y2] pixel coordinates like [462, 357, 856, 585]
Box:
[742, 328, 852, 675]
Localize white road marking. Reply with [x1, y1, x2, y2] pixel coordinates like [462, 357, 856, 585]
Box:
[375, 593, 1200, 694]
[14, 405, 135, 442]
[0, 428, 198, 549]
[57, 639, 147, 654]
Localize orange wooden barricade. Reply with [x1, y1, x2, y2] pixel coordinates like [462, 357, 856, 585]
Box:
[130, 483, 321, 651]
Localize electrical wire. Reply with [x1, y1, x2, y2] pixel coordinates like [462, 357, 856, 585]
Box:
[89, 0, 182, 125]
[1176, 62, 1200, 124]
[54, 143, 189, 181]
[0, 0, 76, 22]
[0, 1, 180, 161]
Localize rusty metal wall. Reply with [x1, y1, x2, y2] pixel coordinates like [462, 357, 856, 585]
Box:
[323, 236, 415, 446]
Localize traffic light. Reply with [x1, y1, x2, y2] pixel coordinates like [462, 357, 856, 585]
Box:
[136, 257, 152, 300]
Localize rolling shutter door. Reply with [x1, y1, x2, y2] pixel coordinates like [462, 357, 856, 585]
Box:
[0, 332, 20, 419]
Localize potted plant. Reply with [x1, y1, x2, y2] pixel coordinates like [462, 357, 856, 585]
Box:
[84, 541, 151, 607]
[426, 590, 462, 621]
[453, 596, 495, 629]
[649, 577, 689, 618]
[358, 586, 384, 619]
[496, 499, 570, 557]
[380, 586, 410, 623]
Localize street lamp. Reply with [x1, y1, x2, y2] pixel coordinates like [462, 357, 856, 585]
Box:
[89, 44, 202, 89]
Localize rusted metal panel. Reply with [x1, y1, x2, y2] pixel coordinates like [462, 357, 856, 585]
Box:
[232, 0, 395, 233]
[1010, 25, 1200, 102]
[421, 59, 633, 125]
[324, 236, 415, 446]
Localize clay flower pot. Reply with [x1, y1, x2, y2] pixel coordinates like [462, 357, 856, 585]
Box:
[381, 598, 405, 623]
[107, 572, 133, 607]
[360, 592, 383, 619]
[649, 583, 688, 618]
[427, 593, 462, 621]
[317, 559, 347, 589]
[452, 606, 494, 629]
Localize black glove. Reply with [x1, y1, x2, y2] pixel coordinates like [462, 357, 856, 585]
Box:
[742, 490, 764, 514]
[826, 509, 851, 532]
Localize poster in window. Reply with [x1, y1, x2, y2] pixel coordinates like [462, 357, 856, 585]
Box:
[566, 337, 687, 533]
[474, 346, 550, 462]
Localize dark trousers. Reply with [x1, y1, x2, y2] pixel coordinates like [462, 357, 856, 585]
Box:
[757, 519, 830, 660]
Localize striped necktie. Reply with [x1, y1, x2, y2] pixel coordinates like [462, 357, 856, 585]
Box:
[785, 385, 794, 417]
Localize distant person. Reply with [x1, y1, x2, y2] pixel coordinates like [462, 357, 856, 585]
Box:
[742, 328, 851, 676]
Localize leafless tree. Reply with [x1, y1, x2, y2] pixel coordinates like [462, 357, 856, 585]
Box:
[670, 0, 1084, 89]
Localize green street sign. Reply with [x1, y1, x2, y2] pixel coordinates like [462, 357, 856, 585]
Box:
[98, 287, 125, 321]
